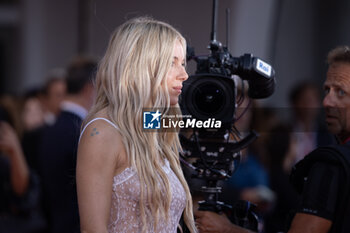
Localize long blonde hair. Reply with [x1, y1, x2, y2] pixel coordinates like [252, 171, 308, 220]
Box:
[85, 17, 196, 232]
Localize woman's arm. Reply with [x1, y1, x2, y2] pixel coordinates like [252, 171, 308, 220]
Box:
[0, 121, 29, 195]
[76, 120, 125, 233]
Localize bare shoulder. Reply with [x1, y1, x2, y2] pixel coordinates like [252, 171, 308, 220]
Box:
[78, 117, 126, 168]
[80, 118, 122, 144]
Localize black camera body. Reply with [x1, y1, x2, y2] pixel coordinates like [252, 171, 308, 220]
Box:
[181, 40, 275, 131]
[179, 1, 275, 232]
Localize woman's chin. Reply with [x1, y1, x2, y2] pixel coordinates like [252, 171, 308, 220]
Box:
[170, 99, 179, 106]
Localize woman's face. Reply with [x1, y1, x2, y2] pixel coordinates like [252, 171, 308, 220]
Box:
[167, 40, 188, 105]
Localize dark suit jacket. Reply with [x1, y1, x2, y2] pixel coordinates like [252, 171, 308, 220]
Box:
[38, 110, 82, 233]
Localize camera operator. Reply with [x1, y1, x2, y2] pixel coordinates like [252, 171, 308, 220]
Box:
[190, 98, 271, 233]
[287, 46, 350, 233]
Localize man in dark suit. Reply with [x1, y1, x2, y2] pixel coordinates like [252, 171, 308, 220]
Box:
[38, 57, 96, 233]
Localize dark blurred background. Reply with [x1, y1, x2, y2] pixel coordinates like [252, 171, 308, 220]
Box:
[1, 0, 350, 106]
[1, 1, 346, 232]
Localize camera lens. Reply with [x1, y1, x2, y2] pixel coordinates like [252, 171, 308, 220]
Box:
[194, 82, 225, 115]
[180, 74, 235, 123]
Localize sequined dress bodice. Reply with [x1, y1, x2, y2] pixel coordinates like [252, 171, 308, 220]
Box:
[108, 160, 186, 233]
[80, 118, 186, 233]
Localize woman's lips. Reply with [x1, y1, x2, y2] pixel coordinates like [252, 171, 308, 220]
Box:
[173, 86, 182, 94]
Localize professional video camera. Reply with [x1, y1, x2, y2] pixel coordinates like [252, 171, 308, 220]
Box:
[179, 0, 275, 232]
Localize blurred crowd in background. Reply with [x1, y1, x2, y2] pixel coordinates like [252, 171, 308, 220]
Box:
[0, 55, 335, 233]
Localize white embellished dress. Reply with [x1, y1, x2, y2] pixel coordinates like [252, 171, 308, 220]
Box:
[81, 118, 187, 233]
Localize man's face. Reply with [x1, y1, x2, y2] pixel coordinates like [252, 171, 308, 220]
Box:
[323, 62, 350, 137]
[294, 86, 320, 122]
[46, 80, 66, 115]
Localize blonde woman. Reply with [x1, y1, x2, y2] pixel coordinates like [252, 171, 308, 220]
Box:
[76, 17, 197, 233]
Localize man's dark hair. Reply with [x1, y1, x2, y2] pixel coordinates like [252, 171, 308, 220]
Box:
[289, 81, 319, 105]
[327, 46, 350, 65]
[41, 69, 66, 95]
[66, 57, 97, 94]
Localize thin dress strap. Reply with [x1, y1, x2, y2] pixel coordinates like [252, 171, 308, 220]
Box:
[79, 117, 119, 143]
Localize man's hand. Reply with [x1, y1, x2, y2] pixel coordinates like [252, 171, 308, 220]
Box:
[194, 210, 254, 233]
[288, 213, 332, 233]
